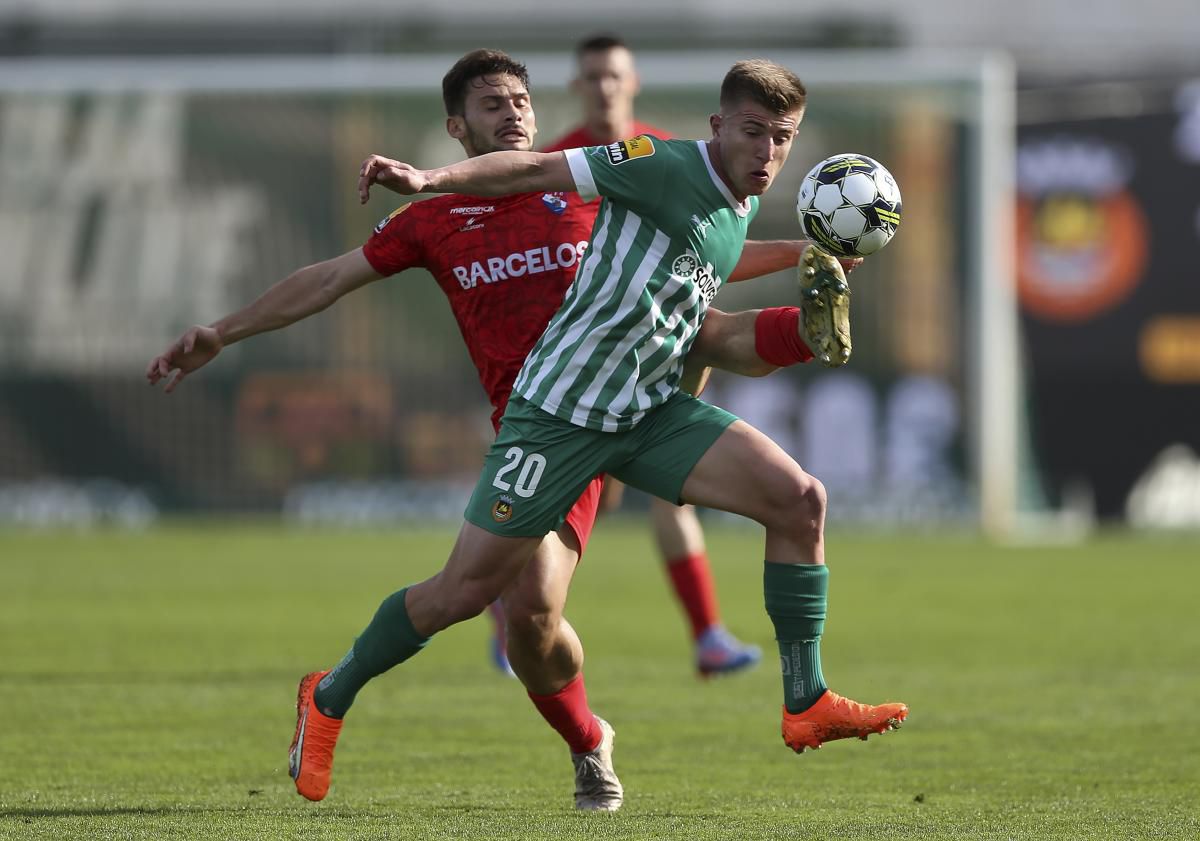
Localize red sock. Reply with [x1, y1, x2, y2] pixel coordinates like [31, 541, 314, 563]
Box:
[666, 551, 720, 639]
[754, 306, 814, 367]
[528, 674, 602, 754]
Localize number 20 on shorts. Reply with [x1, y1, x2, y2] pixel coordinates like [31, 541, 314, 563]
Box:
[492, 447, 547, 498]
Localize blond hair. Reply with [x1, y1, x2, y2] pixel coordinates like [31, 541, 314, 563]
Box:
[720, 60, 807, 114]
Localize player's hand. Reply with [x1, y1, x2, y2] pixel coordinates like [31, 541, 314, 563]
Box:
[839, 255, 864, 274]
[145, 325, 223, 393]
[358, 154, 427, 203]
[678, 358, 713, 398]
[793, 241, 862, 276]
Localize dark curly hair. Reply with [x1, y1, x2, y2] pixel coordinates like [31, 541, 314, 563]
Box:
[442, 49, 531, 117]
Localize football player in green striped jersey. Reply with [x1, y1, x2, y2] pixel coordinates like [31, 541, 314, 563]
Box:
[305, 57, 907, 804]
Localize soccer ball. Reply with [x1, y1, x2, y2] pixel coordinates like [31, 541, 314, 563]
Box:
[796, 153, 902, 257]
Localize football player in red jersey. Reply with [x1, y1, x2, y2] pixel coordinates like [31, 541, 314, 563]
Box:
[482, 33, 762, 680]
[147, 49, 842, 811]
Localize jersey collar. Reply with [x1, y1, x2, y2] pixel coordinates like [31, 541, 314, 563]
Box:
[697, 141, 752, 218]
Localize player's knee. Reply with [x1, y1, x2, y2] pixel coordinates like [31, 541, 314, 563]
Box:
[506, 609, 558, 649]
[501, 597, 559, 648]
[771, 472, 827, 545]
[793, 474, 827, 543]
[436, 579, 502, 627]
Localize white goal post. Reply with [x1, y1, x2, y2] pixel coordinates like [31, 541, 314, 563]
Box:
[0, 50, 1018, 537]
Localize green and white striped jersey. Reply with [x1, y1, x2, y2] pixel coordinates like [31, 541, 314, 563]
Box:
[512, 136, 759, 432]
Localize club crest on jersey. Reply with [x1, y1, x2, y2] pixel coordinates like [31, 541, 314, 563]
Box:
[373, 203, 411, 233]
[604, 135, 655, 165]
[541, 192, 568, 214]
[671, 252, 699, 278]
[491, 495, 515, 523]
[671, 249, 720, 305]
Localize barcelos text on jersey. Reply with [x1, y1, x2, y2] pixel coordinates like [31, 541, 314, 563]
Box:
[452, 240, 589, 290]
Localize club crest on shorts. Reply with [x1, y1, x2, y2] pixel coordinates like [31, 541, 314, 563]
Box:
[492, 494, 515, 523]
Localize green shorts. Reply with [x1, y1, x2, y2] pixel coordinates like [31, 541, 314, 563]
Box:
[464, 393, 739, 539]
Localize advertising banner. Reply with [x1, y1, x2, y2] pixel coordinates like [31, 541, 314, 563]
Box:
[1017, 84, 1200, 524]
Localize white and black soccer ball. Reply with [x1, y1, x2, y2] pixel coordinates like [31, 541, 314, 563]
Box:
[796, 153, 902, 257]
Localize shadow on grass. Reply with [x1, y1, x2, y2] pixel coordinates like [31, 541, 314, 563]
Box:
[0, 669, 301, 686]
[0, 804, 320, 820]
[0, 805, 431, 820]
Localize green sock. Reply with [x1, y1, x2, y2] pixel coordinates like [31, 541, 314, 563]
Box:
[764, 562, 829, 713]
[312, 587, 429, 718]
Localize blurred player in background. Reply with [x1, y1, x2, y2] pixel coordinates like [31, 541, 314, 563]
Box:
[482, 33, 763, 681]
[543, 33, 662, 151]
[147, 49, 840, 811]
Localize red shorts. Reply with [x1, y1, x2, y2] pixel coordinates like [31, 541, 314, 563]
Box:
[563, 475, 603, 558]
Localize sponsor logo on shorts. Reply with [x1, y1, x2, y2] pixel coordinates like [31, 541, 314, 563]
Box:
[492, 494, 514, 523]
[604, 135, 655, 165]
[373, 203, 411, 233]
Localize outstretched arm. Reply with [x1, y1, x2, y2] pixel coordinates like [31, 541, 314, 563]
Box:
[358, 151, 575, 203]
[684, 246, 865, 390]
[685, 308, 775, 384]
[731, 240, 862, 282]
[146, 248, 382, 392]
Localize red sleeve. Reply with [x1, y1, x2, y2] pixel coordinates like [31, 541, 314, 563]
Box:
[361, 202, 423, 276]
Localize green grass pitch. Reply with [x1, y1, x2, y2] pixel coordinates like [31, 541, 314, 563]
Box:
[1, 523, 1197, 840]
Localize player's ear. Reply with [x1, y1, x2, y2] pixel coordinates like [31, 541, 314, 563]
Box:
[709, 113, 722, 137]
[446, 116, 467, 140]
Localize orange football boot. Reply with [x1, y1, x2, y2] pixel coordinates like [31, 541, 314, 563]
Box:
[781, 690, 908, 752]
[289, 670, 344, 801]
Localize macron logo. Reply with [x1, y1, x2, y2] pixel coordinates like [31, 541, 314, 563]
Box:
[458, 215, 486, 233]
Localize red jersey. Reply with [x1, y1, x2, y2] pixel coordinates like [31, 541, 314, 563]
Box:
[361, 190, 595, 430]
[362, 123, 670, 430]
[541, 120, 671, 153]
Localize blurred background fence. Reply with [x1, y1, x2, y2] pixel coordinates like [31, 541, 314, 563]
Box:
[1, 1, 1198, 536]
